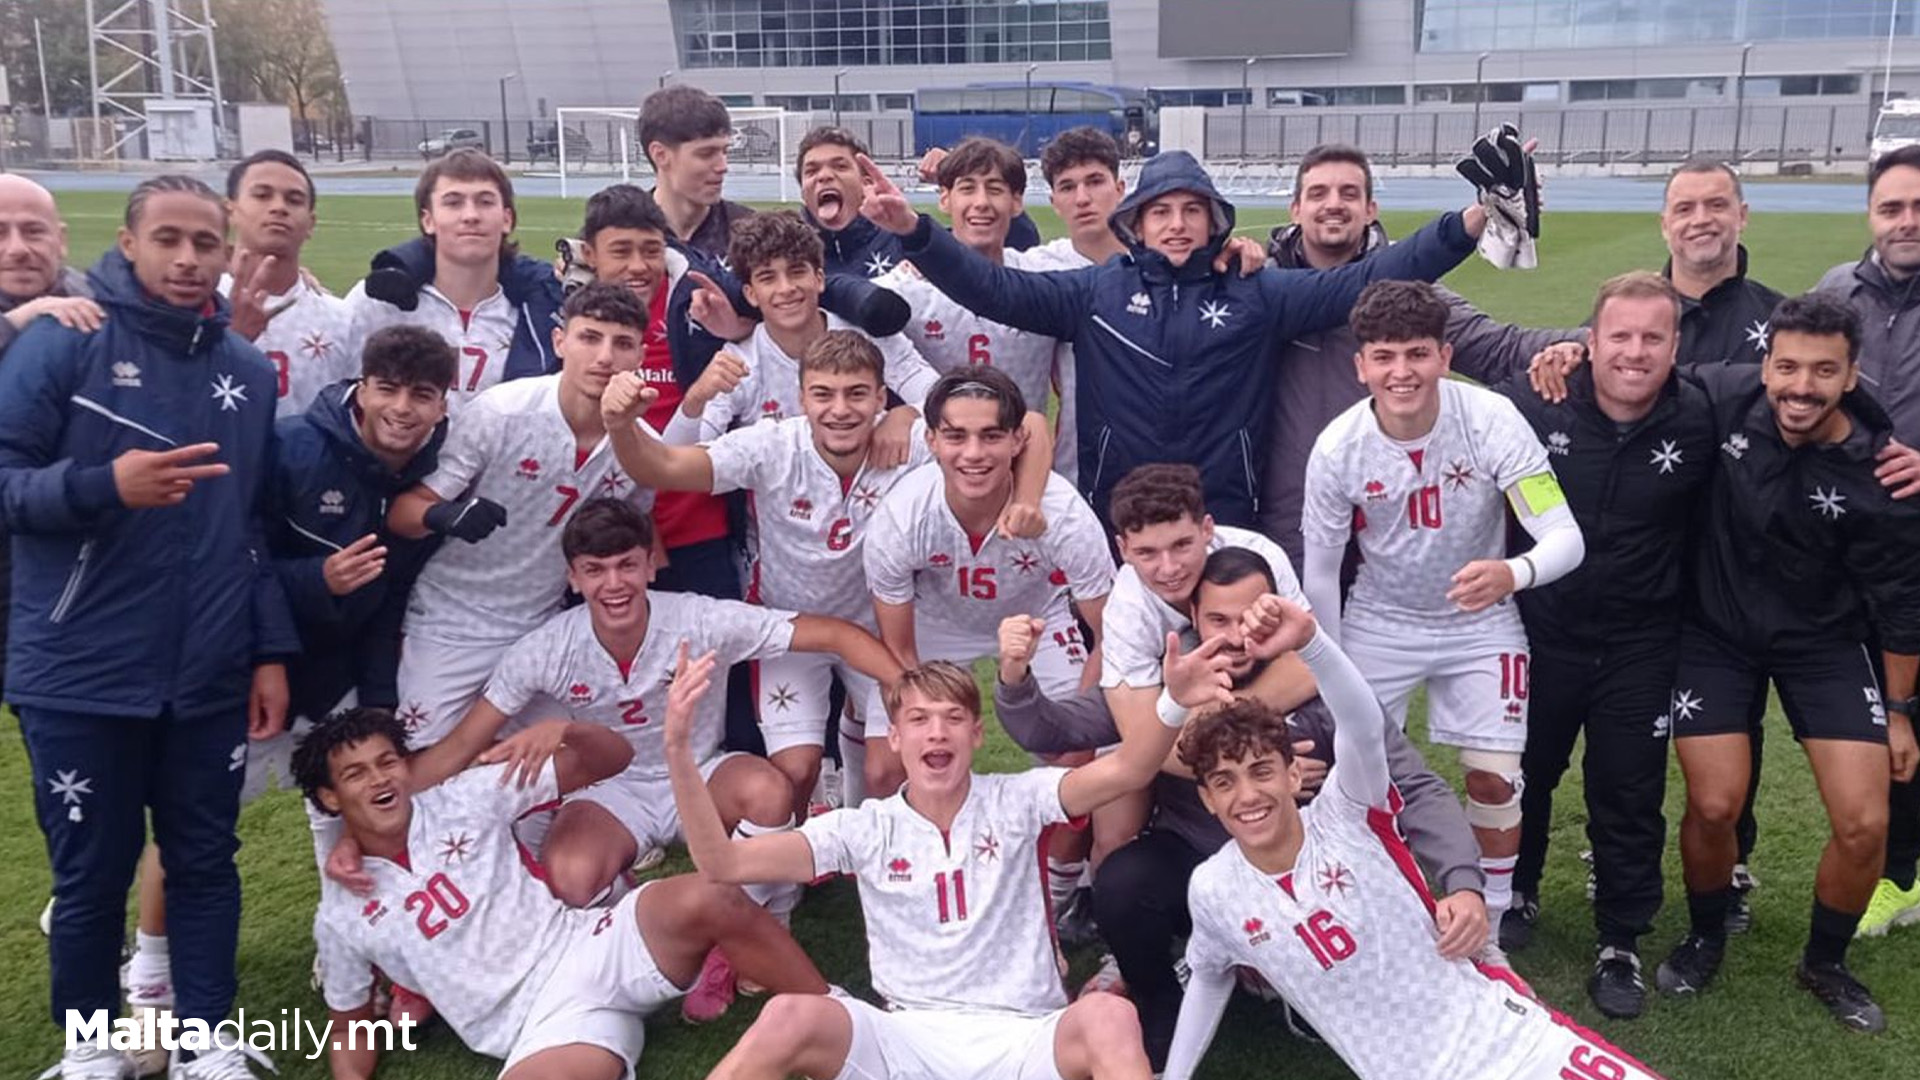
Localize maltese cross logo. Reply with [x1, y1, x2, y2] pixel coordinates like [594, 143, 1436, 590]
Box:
[1744, 319, 1770, 354]
[1650, 440, 1683, 475]
[1011, 551, 1039, 575]
[767, 684, 798, 711]
[397, 703, 429, 733]
[1198, 300, 1231, 329]
[1443, 460, 1476, 490]
[974, 828, 1001, 863]
[301, 330, 334, 360]
[865, 253, 894, 277]
[1669, 689, 1704, 725]
[50, 770, 94, 822]
[210, 373, 249, 411]
[1317, 862, 1355, 897]
[1810, 486, 1847, 520]
[598, 473, 629, 496]
[438, 832, 474, 865]
[851, 485, 880, 511]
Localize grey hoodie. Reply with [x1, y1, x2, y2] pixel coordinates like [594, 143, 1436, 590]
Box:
[1818, 251, 1920, 440]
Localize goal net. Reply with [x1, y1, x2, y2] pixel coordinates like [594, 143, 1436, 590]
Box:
[550, 106, 809, 203]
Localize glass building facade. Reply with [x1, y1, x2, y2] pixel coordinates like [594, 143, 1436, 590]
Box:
[1418, 0, 1918, 52]
[669, 0, 1113, 68]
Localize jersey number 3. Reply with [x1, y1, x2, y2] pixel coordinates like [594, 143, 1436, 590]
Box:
[405, 872, 471, 940]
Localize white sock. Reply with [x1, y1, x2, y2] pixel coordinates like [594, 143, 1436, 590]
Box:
[1482, 854, 1518, 943]
[736, 817, 801, 922]
[129, 931, 169, 984]
[1047, 857, 1086, 913]
[839, 726, 868, 808]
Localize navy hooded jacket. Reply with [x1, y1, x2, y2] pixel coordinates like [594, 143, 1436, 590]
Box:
[269, 379, 446, 719]
[897, 150, 1477, 528]
[0, 248, 299, 718]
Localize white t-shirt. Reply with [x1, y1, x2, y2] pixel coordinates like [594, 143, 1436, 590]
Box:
[404, 375, 651, 646]
[667, 313, 941, 443]
[1099, 525, 1307, 690]
[706, 415, 932, 623]
[801, 768, 1073, 1016]
[875, 259, 1060, 424]
[1184, 781, 1548, 1080]
[864, 465, 1114, 647]
[1006, 239, 1093, 481]
[1301, 379, 1551, 635]
[341, 280, 524, 408]
[313, 762, 571, 1059]
[482, 593, 797, 779]
[218, 272, 355, 416]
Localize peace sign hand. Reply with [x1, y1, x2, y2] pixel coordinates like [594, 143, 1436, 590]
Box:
[856, 154, 919, 236]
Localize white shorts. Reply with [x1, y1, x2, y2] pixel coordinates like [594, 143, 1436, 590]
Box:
[502, 887, 684, 1079]
[758, 651, 886, 752]
[915, 606, 1087, 701]
[1342, 620, 1530, 754]
[1512, 1018, 1666, 1080]
[568, 755, 740, 852]
[831, 997, 1065, 1080]
[395, 635, 515, 747]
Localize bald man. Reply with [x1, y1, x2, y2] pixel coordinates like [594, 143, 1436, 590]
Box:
[0, 175, 101, 353]
[1, 176, 102, 708]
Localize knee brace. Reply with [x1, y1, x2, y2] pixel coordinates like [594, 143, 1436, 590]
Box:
[1459, 749, 1526, 831]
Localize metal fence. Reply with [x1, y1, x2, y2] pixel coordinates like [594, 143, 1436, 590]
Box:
[1200, 102, 1875, 168]
[0, 100, 1883, 173]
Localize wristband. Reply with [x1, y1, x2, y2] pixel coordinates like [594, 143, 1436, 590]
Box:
[1156, 688, 1192, 729]
[1890, 696, 1918, 719]
[1503, 554, 1538, 592]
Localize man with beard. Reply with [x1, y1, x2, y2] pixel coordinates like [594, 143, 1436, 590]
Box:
[1655, 294, 1920, 1032]
[1259, 144, 1581, 569]
[1818, 145, 1920, 938]
[995, 546, 1485, 1074]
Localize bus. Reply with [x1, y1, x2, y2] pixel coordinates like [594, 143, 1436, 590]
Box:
[913, 82, 1158, 158]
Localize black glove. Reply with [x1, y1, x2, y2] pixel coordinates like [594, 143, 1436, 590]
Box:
[423, 496, 508, 543]
[1455, 122, 1541, 240]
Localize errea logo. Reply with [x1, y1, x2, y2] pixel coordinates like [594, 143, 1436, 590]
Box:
[887, 857, 913, 882]
[1546, 431, 1570, 457]
[1126, 291, 1151, 316]
[923, 319, 946, 341]
[111, 361, 143, 388]
[318, 490, 347, 515]
[1244, 917, 1271, 946]
[1721, 433, 1749, 460]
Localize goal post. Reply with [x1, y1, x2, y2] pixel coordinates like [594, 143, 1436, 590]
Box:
[550, 105, 810, 202]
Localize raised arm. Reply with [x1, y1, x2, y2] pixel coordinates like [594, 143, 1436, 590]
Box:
[1259, 210, 1478, 342]
[600, 372, 717, 491]
[1250, 596, 1390, 808]
[664, 646, 817, 884]
[858, 154, 1094, 340]
[1059, 632, 1235, 818]
[789, 614, 905, 690]
[996, 615, 1123, 755]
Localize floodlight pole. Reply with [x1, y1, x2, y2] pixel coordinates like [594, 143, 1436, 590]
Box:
[499, 72, 517, 162]
[1473, 52, 1490, 136]
[1241, 56, 1257, 158]
[833, 68, 848, 127]
[1733, 42, 1754, 162]
[659, 70, 674, 90]
[1025, 63, 1040, 156]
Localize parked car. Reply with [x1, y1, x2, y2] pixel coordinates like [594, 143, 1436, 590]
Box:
[419, 127, 485, 158]
[528, 126, 592, 163]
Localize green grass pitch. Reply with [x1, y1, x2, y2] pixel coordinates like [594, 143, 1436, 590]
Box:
[2, 191, 1914, 1079]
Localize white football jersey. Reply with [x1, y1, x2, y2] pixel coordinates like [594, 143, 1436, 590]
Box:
[405, 375, 651, 646]
[482, 593, 796, 779]
[1100, 525, 1307, 690]
[875, 260, 1059, 424]
[1302, 380, 1551, 635]
[865, 465, 1114, 646]
[673, 313, 941, 442]
[801, 768, 1073, 1016]
[1006, 239, 1091, 481]
[1184, 781, 1548, 1080]
[218, 272, 355, 416]
[706, 415, 932, 623]
[341, 280, 523, 408]
[313, 762, 573, 1059]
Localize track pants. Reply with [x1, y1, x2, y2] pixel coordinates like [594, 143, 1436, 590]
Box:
[1090, 828, 1210, 1072]
[21, 705, 247, 1026]
[1514, 637, 1672, 949]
